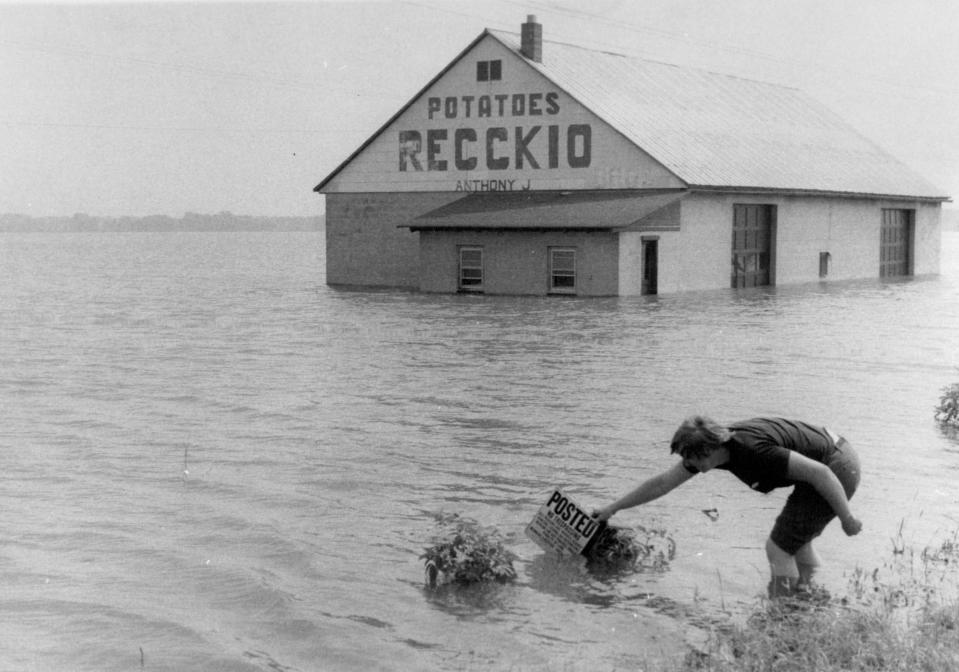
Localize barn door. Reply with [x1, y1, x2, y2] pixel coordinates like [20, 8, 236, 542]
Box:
[880, 209, 912, 278]
[731, 204, 773, 288]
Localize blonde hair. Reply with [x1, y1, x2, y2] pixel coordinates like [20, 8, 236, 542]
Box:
[670, 415, 731, 459]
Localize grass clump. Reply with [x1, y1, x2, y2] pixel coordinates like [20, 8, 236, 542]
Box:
[421, 513, 517, 589]
[682, 529, 959, 671]
[686, 600, 959, 671]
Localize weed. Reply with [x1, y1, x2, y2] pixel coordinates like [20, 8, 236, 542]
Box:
[681, 529, 959, 671]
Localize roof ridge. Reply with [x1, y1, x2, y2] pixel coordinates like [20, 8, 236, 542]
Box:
[486, 27, 801, 92]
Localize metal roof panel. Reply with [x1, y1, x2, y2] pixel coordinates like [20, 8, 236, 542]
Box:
[489, 31, 947, 200]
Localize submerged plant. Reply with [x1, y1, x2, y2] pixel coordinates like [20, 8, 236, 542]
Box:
[935, 380, 959, 425]
[421, 513, 517, 589]
[583, 523, 676, 572]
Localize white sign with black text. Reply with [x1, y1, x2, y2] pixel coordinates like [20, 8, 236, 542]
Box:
[525, 489, 601, 557]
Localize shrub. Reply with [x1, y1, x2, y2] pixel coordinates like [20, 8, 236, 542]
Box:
[935, 380, 959, 425]
[421, 513, 517, 588]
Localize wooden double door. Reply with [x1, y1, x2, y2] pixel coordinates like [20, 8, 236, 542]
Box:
[880, 209, 912, 278]
[731, 204, 773, 288]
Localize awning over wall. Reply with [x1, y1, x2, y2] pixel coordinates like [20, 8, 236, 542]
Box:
[401, 189, 687, 231]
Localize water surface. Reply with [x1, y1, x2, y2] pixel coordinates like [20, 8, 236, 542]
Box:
[1, 230, 957, 671]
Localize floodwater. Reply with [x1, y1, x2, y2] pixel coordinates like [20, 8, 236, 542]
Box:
[1, 229, 958, 671]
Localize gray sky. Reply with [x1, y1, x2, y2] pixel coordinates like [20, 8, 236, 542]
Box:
[2, 0, 957, 217]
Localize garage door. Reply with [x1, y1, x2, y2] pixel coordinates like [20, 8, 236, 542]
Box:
[880, 209, 912, 278]
[731, 204, 773, 288]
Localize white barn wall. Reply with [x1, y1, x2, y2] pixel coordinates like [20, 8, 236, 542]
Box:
[774, 198, 829, 284]
[618, 232, 644, 295]
[804, 199, 870, 281]
[773, 196, 942, 283]
[775, 197, 895, 283]
[662, 196, 731, 292]
[618, 199, 683, 295]
[650, 194, 943, 294]
[913, 202, 941, 276]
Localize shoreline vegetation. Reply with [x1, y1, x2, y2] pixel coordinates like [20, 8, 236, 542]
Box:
[678, 527, 959, 671]
[0, 212, 323, 232]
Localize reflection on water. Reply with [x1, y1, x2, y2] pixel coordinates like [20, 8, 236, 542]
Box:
[0, 231, 957, 670]
[526, 553, 621, 608]
[424, 581, 524, 619]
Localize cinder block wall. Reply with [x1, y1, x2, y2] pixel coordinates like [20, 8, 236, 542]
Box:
[419, 229, 619, 296]
[325, 192, 459, 288]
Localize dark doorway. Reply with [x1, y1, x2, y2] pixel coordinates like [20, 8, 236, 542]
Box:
[642, 237, 658, 295]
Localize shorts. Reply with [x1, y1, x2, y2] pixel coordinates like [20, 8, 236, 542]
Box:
[769, 437, 861, 555]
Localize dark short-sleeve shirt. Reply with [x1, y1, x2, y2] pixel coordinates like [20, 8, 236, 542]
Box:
[718, 417, 835, 493]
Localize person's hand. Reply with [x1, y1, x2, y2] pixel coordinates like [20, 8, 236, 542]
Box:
[841, 515, 862, 536]
[591, 506, 613, 522]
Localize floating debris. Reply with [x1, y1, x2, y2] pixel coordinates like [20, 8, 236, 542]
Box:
[701, 508, 720, 522]
[421, 513, 517, 589]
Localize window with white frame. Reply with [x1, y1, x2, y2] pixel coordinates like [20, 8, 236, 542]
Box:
[458, 246, 484, 292]
[549, 247, 576, 293]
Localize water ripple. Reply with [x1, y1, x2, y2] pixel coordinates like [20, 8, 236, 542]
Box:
[1, 232, 958, 670]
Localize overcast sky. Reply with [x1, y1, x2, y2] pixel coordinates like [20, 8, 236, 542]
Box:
[2, 0, 958, 217]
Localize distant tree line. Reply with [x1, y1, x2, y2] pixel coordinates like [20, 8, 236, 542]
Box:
[3, 209, 953, 232]
[0, 211, 324, 232]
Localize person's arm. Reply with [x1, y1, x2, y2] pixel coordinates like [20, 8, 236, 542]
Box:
[594, 461, 695, 521]
[786, 452, 862, 535]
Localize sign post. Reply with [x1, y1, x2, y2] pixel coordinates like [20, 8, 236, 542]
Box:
[525, 489, 605, 558]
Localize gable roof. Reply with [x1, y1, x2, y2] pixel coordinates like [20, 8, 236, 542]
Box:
[316, 28, 948, 201]
[486, 30, 945, 201]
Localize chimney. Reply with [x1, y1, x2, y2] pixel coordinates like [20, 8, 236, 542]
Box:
[521, 15, 542, 63]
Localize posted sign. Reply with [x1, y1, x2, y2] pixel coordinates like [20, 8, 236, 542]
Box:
[525, 489, 602, 557]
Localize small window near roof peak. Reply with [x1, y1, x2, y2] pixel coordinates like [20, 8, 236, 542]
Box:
[477, 59, 502, 82]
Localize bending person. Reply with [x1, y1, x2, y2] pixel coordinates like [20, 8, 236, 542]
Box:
[594, 416, 862, 598]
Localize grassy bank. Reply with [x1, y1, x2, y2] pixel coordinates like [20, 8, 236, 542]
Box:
[683, 530, 959, 671]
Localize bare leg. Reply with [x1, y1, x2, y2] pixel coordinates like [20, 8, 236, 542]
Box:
[765, 537, 798, 597]
[794, 542, 821, 587]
